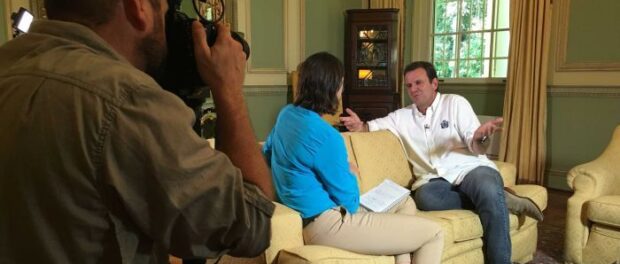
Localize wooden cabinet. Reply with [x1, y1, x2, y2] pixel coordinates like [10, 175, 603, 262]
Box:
[343, 9, 401, 122]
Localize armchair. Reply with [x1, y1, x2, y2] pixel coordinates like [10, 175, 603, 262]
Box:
[565, 125, 620, 264]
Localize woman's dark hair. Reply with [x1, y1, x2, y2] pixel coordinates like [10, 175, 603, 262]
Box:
[294, 52, 344, 115]
[404, 61, 438, 83]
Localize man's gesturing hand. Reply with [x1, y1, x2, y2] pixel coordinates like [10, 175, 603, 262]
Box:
[339, 108, 366, 132]
[472, 117, 503, 154]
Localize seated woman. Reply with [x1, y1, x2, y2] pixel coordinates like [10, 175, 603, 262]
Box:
[262, 52, 444, 264]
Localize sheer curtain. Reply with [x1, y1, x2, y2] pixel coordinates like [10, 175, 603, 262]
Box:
[499, 0, 552, 184]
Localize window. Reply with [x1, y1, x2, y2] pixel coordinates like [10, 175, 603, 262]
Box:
[432, 0, 509, 79]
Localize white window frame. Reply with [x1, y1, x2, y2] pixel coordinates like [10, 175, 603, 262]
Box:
[411, 0, 508, 84]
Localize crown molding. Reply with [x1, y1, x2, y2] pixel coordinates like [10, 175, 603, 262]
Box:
[548, 85, 620, 97]
[237, 0, 303, 86]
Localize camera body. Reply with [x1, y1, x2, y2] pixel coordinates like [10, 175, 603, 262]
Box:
[158, 0, 250, 110]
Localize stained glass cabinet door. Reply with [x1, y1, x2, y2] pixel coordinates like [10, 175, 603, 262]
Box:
[344, 9, 401, 122]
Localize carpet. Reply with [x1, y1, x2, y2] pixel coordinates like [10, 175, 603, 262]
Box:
[526, 189, 571, 264]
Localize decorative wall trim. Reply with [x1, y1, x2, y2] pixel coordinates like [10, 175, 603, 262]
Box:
[548, 86, 620, 97]
[243, 0, 287, 74]
[237, 0, 303, 86]
[441, 84, 505, 94]
[439, 85, 620, 97]
[443, 82, 506, 87]
[243, 73, 288, 86]
[298, 0, 306, 63]
[243, 86, 288, 96]
[555, 0, 620, 72]
[546, 168, 569, 178]
[545, 169, 571, 191]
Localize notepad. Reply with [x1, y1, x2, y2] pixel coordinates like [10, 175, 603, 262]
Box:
[360, 179, 410, 212]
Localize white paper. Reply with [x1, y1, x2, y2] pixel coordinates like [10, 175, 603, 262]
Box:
[360, 179, 410, 212]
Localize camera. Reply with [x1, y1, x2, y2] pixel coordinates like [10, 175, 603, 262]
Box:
[11, 7, 34, 38]
[158, 0, 250, 111]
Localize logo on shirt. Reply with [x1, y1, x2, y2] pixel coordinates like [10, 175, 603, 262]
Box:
[441, 120, 449, 129]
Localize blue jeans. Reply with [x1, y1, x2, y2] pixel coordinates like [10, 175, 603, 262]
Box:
[413, 166, 511, 264]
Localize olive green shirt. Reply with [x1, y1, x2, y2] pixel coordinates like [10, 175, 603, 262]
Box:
[0, 20, 274, 264]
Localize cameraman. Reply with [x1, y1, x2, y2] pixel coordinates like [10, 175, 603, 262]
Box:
[0, 0, 274, 263]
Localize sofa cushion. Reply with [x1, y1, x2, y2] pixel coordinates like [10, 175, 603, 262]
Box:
[418, 210, 483, 243]
[277, 245, 394, 264]
[493, 161, 516, 187]
[347, 131, 413, 193]
[417, 208, 539, 246]
[587, 195, 620, 228]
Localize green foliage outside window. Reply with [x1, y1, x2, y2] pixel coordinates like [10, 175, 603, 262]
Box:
[433, 0, 509, 79]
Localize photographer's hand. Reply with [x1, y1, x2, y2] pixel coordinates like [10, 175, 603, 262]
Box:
[192, 21, 245, 97]
[192, 21, 274, 199]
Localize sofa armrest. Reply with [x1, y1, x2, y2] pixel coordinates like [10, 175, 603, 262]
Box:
[493, 161, 516, 187]
[265, 202, 304, 264]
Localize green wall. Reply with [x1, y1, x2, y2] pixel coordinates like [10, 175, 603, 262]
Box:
[546, 90, 620, 189]
[245, 87, 289, 140]
[242, 0, 286, 140]
[567, 0, 620, 63]
[544, 0, 620, 190]
[547, 94, 620, 168]
[245, 0, 363, 140]
[442, 84, 505, 116]
[305, 0, 363, 60]
[250, 0, 284, 69]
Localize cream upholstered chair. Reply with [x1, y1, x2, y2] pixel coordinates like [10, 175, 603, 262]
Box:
[565, 125, 620, 264]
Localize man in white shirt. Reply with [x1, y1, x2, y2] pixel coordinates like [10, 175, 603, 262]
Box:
[340, 61, 543, 264]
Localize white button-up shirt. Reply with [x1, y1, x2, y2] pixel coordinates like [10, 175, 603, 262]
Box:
[367, 93, 497, 190]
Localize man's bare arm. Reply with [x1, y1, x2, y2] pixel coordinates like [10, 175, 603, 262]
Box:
[339, 108, 369, 132]
[192, 21, 274, 199]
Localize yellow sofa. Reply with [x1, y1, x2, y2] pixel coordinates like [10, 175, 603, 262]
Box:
[255, 130, 547, 264]
[565, 125, 620, 264]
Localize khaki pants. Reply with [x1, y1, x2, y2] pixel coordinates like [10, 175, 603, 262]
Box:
[303, 197, 444, 264]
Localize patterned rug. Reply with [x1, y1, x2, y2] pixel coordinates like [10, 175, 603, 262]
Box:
[528, 223, 564, 263]
[526, 189, 570, 264]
